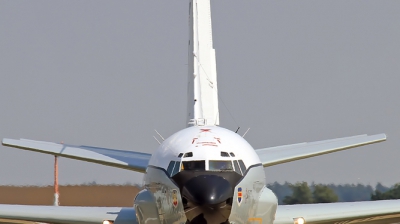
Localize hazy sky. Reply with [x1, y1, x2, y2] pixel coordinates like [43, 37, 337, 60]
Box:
[0, 1, 399, 186]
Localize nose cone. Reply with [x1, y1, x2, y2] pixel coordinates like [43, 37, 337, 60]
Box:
[183, 175, 233, 205]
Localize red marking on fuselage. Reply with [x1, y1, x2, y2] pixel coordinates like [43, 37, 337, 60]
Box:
[202, 143, 218, 147]
[214, 137, 221, 144]
[200, 129, 211, 133]
[198, 142, 218, 147]
[192, 138, 198, 144]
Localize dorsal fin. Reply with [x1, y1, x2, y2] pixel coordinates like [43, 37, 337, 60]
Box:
[187, 0, 219, 127]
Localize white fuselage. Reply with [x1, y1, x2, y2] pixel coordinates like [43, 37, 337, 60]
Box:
[135, 126, 277, 224]
[149, 126, 262, 171]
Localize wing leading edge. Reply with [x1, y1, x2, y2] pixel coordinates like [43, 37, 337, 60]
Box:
[2, 138, 151, 173]
[0, 205, 136, 224]
[255, 133, 386, 167]
[275, 200, 400, 224]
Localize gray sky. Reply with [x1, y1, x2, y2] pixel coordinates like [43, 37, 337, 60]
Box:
[0, 1, 399, 186]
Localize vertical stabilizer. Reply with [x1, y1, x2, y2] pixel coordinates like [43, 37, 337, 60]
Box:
[187, 0, 219, 126]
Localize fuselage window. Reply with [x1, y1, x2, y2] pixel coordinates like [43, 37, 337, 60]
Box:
[209, 160, 233, 171]
[238, 160, 247, 174]
[181, 160, 205, 171]
[233, 160, 242, 175]
[230, 152, 236, 157]
[167, 161, 176, 176]
[184, 152, 193, 158]
[171, 161, 180, 176]
[178, 153, 183, 158]
[221, 151, 230, 157]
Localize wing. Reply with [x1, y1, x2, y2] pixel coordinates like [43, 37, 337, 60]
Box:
[2, 138, 151, 173]
[255, 134, 386, 167]
[275, 200, 400, 224]
[0, 205, 136, 224]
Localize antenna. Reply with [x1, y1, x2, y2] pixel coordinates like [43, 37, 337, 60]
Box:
[242, 128, 250, 138]
[235, 127, 240, 133]
[153, 136, 161, 145]
[154, 130, 165, 141]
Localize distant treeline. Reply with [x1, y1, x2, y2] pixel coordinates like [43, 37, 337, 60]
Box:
[69, 181, 399, 204]
[267, 182, 395, 204]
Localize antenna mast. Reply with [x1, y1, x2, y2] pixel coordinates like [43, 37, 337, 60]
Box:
[54, 155, 59, 206]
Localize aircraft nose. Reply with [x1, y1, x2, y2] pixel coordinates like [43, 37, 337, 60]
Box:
[183, 175, 233, 205]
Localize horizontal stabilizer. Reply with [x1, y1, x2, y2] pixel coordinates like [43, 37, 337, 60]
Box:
[256, 133, 386, 167]
[2, 138, 151, 173]
[0, 205, 136, 224]
[275, 200, 400, 224]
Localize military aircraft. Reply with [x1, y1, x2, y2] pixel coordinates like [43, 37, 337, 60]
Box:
[1, 1, 399, 224]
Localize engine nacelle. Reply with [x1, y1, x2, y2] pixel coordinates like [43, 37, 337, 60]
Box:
[134, 189, 160, 224]
[135, 167, 187, 224]
[229, 165, 278, 224]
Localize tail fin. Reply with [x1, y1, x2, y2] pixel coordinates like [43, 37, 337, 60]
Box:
[187, 0, 219, 126]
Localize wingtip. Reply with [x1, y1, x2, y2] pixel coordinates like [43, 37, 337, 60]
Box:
[375, 133, 387, 140]
[371, 133, 387, 142]
[2, 138, 9, 146]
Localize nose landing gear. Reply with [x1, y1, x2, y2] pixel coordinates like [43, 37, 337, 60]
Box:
[184, 200, 232, 224]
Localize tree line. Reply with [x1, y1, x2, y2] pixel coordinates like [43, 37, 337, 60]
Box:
[267, 182, 397, 204]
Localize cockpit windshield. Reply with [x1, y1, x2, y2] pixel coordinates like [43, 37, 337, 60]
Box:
[209, 160, 233, 171]
[181, 160, 206, 171]
[168, 157, 243, 176]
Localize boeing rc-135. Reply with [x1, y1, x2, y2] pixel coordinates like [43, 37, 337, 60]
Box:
[1, 1, 399, 224]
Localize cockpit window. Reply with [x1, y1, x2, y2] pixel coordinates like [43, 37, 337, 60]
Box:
[238, 160, 247, 174]
[171, 161, 180, 176]
[209, 160, 233, 171]
[220, 151, 230, 157]
[167, 161, 176, 175]
[184, 152, 193, 158]
[181, 160, 205, 171]
[233, 160, 242, 175]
